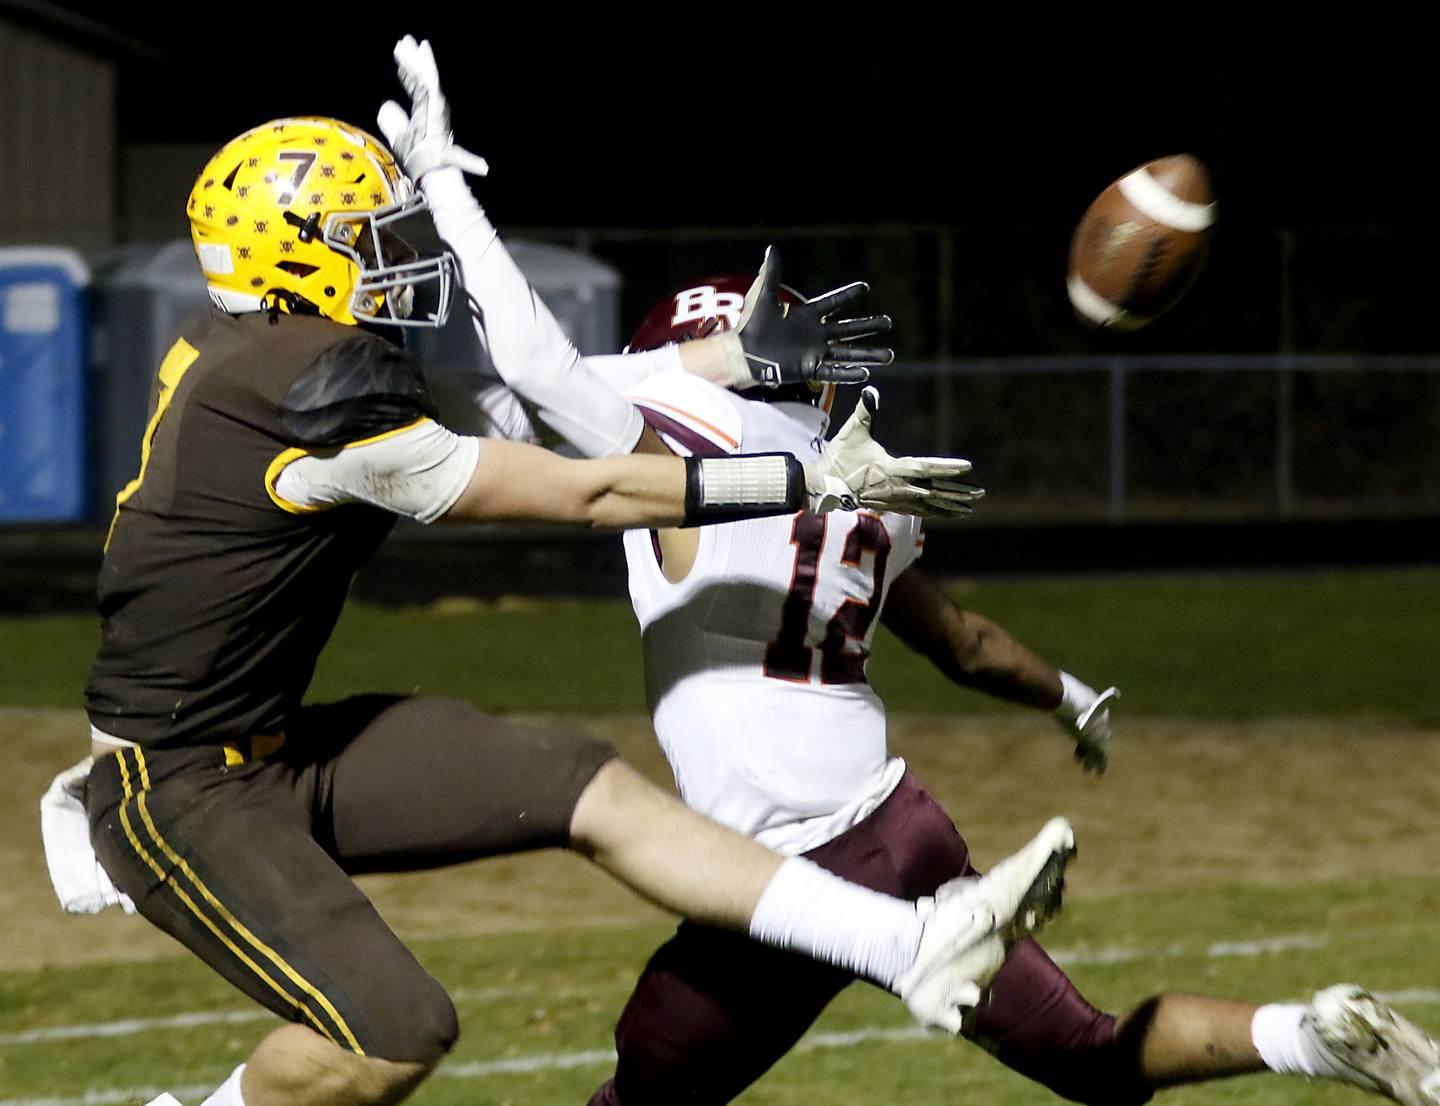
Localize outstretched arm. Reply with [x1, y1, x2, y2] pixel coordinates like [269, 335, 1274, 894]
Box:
[411, 165, 647, 457]
[271, 393, 979, 534]
[881, 567, 1063, 708]
[377, 37, 892, 458]
[444, 437, 692, 528]
[271, 420, 790, 530]
[881, 567, 1118, 774]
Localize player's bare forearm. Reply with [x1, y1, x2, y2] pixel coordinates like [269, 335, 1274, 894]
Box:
[881, 568, 1063, 710]
[627, 425, 707, 580]
[675, 331, 746, 387]
[443, 438, 687, 529]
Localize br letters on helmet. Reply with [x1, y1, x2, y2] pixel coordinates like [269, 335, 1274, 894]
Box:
[628, 274, 835, 415]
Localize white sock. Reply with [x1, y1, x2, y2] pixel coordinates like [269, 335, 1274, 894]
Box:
[199, 1065, 247, 1106]
[1252, 1004, 1347, 1078]
[748, 857, 922, 988]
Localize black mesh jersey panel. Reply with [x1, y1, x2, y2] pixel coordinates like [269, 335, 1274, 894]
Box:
[281, 333, 438, 448]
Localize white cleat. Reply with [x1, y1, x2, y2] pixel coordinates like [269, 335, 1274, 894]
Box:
[1303, 984, 1440, 1106]
[953, 814, 1077, 944]
[143, 1097, 185, 1106]
[895, 816, 1077, 1034]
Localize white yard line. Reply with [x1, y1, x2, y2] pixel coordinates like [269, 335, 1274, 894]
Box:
[439, 1026, 939, 1080]
[1046, 933, 1331, 968]
[0, 1010, 272, 1046]
[0, 1028, 939, 1106]
[1205, 936, 1330, 957]
[3, 936, 1438, 1106]
[1374, 989, 1440, 1006]
[0, 1089, 216, 1106]
[0, 984, 550, 1045]
[441, 1046, 616, 1077]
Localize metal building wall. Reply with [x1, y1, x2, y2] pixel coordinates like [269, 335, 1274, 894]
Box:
[120, 142, 216, 242]
[0, 20, 115, 250]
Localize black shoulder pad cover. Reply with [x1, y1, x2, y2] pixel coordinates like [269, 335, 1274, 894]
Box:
[281, 334, 440, 448]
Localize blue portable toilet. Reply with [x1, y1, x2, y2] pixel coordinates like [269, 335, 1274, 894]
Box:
[0, 248, 89, 522]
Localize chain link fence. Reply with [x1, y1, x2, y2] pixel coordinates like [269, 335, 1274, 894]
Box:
[510, 223, 1440, 525]
[825, 355, 1440, 524]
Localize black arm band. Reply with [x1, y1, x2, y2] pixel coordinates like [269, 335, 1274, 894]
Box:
[681, 452, 807, 526]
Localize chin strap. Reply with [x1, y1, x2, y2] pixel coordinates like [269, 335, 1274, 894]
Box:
[259, 289, 321, 321]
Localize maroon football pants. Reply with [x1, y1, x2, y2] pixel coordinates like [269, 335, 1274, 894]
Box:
[589, 773, 1152, 1106]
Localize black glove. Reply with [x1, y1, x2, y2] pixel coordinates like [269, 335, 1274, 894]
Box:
[736, 246, 895, 389]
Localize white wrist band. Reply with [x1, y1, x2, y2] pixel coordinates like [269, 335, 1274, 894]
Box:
[682, 453, 805, 525]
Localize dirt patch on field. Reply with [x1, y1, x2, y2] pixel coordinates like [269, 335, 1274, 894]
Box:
[4, 709, 1437, 972]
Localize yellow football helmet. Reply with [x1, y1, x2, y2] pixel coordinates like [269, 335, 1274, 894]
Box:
[187, 116, 455, 328]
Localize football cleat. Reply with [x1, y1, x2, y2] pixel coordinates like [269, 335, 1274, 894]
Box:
[1302, 984, 1440, 1106]
[142, 1096, 185, 1106]
[895, 816, 1076, 1034]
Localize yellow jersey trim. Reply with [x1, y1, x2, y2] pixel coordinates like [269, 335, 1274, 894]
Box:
[106, 338, 201, 549]
[263, 416, 435, 515]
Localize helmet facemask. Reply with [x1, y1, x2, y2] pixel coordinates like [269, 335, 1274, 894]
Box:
[323, 191, 456, 328]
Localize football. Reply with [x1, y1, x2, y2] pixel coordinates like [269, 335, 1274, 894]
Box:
[1066, 154, 1216, 331]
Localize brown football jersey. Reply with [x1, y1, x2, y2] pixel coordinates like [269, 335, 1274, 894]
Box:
[86, 309, 438, 748]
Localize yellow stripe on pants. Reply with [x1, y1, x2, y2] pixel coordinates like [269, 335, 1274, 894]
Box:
[118, 750, 364, 1054]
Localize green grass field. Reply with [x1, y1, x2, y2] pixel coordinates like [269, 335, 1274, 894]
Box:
[2, 567, 1438, 1105]
[5, 880, 1440, 1106]
[7, 567, 1440, 721]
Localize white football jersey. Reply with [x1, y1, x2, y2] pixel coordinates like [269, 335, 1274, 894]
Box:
[622, 372, 923, 855]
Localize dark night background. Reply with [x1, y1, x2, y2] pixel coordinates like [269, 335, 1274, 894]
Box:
[21, 2, 1414, 362]
[1, 4, 1436, 588]
[126, 48, 1408, 232]
[11, 3, 1417, 233]
[7, 3, 1434, 363]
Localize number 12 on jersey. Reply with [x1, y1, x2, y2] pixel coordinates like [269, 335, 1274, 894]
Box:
[763, 513, 891, 686]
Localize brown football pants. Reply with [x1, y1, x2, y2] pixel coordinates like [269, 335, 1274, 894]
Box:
[86, 694, 617, 1063]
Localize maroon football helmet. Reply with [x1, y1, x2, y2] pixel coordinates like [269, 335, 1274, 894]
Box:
[626, 274, 836, 416]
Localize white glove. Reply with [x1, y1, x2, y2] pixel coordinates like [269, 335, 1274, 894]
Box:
[40, 757, 136, 915]
[1055, 672, 1119, 776]
[377, 36, 490, 181]
[803, 387, 984, 518]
